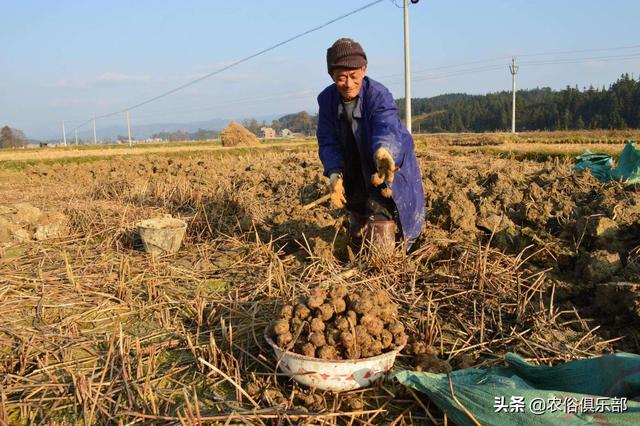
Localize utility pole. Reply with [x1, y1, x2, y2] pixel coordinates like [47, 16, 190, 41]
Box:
[92, 117, 97, 144]
[74, 128, 78, 145]
[403, 0, 412, 133]
[126, 110, 132, 146]
[509, 57, 519, 133]
[61, 120, 67, 146]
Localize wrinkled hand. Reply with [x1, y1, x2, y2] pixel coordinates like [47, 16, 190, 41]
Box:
[329, 172, 346, 209]
[371, 147, 395, 198]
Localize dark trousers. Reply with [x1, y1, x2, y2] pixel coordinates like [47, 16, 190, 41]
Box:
[341, 114, 396, 221]
[344, 178, 396, 220]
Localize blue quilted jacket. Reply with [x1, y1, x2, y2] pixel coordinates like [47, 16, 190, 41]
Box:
[316, 76, 425, 247]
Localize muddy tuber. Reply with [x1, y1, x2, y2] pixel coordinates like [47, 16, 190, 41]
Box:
[270, 285, 407, 360]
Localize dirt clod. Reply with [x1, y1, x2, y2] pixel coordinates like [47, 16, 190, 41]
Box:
[580, 250, 623, 283]
[415, 353, 452, 373]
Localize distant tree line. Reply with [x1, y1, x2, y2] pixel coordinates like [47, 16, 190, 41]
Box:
[142, 73, 640, 141]
[398, 74, 640, 132]
[149, 113, 318, 140]
[5, 75, 636, 149]
[270, 111, 316, 135]
[241, 111, 318, 136]
[150, 128, 220, 141]
[0, 126, 27, 148]
[250, 74, 640, 135]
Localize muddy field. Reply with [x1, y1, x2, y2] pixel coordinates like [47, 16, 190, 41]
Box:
[0, 139, 638, 424]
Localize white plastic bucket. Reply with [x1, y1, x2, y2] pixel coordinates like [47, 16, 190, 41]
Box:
[136, 217, 187, 255]
[264, 328, 403, 392]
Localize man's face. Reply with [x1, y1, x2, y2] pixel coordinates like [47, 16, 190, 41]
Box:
[332, 66, 366, 102]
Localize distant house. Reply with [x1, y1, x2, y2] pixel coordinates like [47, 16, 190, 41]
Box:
[281, 128, 304, 138]
[261, 127, 276, 139]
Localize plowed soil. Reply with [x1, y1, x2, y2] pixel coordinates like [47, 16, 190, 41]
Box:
[1, 138, 638, 423]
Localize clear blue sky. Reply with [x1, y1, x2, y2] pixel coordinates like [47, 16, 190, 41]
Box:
[3, 0, 640, 139]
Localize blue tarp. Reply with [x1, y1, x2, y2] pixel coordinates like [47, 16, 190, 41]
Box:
[575, 140, 640, 184]
[393, 352, 640, 425]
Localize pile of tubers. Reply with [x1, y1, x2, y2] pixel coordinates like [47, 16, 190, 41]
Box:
[270, 284, 408, 360]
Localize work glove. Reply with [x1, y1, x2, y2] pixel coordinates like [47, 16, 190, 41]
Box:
[329, 172, 346, 209]
[371, 147, 395, 198]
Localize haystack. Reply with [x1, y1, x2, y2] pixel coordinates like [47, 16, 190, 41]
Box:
[220, 121, 259, 147]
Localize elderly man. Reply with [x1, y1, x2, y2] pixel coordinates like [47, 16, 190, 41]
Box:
[317, 38, 425, 251]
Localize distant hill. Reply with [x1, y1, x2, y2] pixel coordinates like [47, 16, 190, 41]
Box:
[76, 117, 253, 141]
[18, 74, 640, 143]
[87, 118, 232, 140]
[270, 74, 640, 135]
[271, 111, 317, 135]
[28, 115, 281, 142]
[396, 74, 640, 132]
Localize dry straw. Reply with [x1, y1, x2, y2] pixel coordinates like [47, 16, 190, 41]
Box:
[0, 149, 620, 424]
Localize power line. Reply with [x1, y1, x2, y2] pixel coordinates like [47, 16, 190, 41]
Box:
[518, 44, 640, 58]
[72, 52, 640, 130]
[521, 52, 640, 66]
[382, 64, 506, 85]
[197, 56, 638, 123]
[383, 52, 640, 85]
[95, 51, 640, 127]
[72, 0, 385, 131]
[378, 44, 640, 80]
[128, 90, 318, 121]
[121, 51, 640, 121]
[62, 44, 640, 132]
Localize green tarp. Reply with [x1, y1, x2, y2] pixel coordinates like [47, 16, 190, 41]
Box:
[392, 352, 640, 425]
[575, 140, 640, 184]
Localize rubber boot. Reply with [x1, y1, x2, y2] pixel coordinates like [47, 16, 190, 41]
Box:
[348, 211, 368, 247]
[366, 219, 397, 256]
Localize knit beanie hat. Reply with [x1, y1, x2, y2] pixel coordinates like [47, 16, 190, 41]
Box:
[326, 38, 367, 75]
